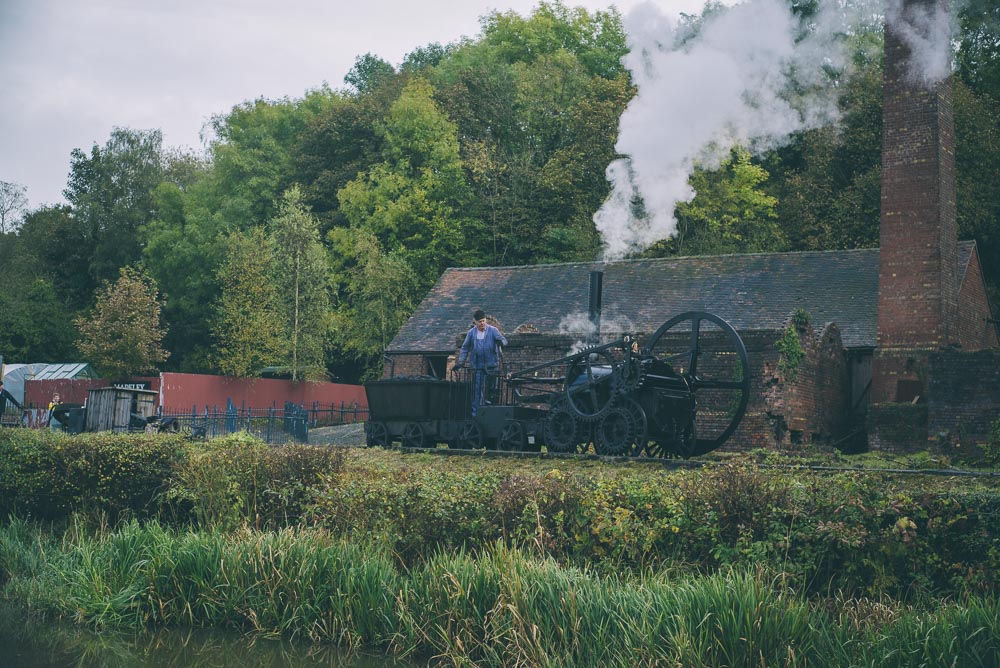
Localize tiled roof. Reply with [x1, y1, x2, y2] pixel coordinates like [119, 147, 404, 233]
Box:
[390, 242, 977, 353]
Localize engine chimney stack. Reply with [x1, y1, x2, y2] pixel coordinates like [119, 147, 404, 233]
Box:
[589, 270, 604, 346]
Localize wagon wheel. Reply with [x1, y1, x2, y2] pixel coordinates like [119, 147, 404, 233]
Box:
[453, 419, 483, 450]
[643, 311, 749, 456]
[365, 421, 390, 448]
[545, 401, 583, 453]
[401, 422, 427, 449]
[499, 419, 528, 452]
[564, 349, 619, 422]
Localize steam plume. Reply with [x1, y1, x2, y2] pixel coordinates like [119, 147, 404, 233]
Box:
[594, 0, 957, 261]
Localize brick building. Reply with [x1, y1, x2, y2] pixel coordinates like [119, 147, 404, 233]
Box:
[384, 0, 999, 452]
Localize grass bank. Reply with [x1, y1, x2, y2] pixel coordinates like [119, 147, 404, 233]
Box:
[2, 429, 998, 600]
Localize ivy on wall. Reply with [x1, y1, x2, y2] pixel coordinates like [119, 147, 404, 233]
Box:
[776, 309, 811, 382]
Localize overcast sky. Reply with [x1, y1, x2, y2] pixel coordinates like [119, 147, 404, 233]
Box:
[1, 0, 715, 210]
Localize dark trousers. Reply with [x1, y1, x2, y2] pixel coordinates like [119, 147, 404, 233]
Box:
[471, 366, 497, 417]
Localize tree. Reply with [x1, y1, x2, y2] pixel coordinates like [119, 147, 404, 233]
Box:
[270, 186, 331, 381]
[331, 230, 420, 379]
[213, 227, 285, 377]
[344, 53, 397, 94]
[64, 127, 166, 294]
[206, 87, 340, 230]
[956, 0, 1000, 101]
[0, 181, 28, 233]
[75, 266, 169, 378]
[338, 77, 471, 283]
[653, 147, 782, 257]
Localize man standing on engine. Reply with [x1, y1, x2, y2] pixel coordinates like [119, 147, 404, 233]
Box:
[454, 309, 507, 417]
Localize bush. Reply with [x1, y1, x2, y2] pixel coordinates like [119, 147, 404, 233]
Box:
[985, 416, 1000, 466]
[166, 432, 345, 530]
[0, 429, 186, 521]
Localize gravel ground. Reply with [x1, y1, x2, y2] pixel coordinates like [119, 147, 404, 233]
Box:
[308, 422, 366, 446]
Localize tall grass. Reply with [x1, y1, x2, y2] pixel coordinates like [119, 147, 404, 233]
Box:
[3, 519, 999, 667]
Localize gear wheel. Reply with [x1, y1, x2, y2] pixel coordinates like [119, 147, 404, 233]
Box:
[594, 405, 636, 456]
[614, 357, 643, 395]
[545, 400, 585, 453]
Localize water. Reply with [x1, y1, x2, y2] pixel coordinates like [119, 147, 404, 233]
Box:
[0, 603, 416, 668]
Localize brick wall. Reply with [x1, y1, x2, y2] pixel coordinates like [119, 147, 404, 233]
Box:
[956, 249, 999, 350]
[927, 349, 1000, 448]
[757, 321, 850, 450]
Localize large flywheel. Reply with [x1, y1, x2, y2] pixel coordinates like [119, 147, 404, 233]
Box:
[641, 311, 750, 457]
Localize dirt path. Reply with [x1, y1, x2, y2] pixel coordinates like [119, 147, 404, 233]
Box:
[308, 423, 366, 446]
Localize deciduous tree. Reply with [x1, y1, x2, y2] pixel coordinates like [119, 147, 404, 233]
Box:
[75, 266, 169, 378]
[213, 227, 284, 377]
[0, 181, 27, 233]
[331, 230, 420, 379]
[271, 186, 331, 381]
[64, 128, 165, 290]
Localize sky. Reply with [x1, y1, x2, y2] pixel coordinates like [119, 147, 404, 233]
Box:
[1, 0, 713, 211]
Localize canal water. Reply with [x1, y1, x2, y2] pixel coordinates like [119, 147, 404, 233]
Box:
[0, 602, 418, 668]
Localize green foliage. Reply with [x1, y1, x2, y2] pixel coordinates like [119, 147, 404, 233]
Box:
[985, 416, 1000, 466]
[167, 434, 344, 530]
[668, 147, 784, 257]
[329, 230, 420, 378]
[0, 274, 77, 361]
[269, 186, 331, 380]
[0, 429, 185, 521]
[339, 76, 470, 283]
[64, 127, 166, 291]
[0, 520, 398, 644]
[75, 265, 170, 377]
[3, 520, 999, 666]
[206, 88, 339, 229]
[775, 314, 807, 382]
[212, 226, 285, 377]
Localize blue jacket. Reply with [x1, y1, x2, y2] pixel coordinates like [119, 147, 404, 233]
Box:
[457, 325, 507, 369]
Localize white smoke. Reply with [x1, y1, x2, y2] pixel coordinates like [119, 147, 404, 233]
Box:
[885, 0, 953, 85]
[558, 311, 597, 337]
[594, 0, 958, 261]
[558, 307, 636, 354]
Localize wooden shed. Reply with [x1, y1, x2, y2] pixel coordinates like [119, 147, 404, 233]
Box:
[84, 387, 158, 433]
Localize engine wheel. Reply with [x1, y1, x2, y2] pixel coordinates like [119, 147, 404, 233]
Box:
[545, 401, 583, 453]
[594, 405, 638, 456]
[619, 395, 649, 457]
[401, 422, 426, 449]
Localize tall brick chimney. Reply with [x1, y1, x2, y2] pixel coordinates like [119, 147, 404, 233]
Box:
[872, 0, 959, 404]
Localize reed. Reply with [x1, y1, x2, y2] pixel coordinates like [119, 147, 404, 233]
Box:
[3, 520, 999, 667]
